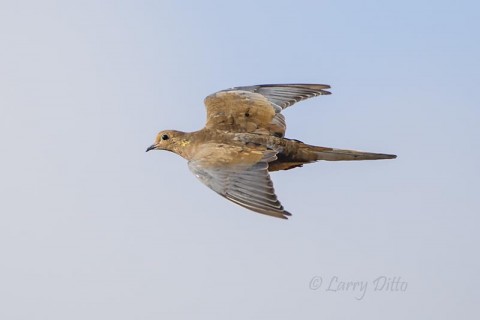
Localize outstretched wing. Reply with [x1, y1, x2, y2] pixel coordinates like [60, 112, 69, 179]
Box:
[230, 83, 331, 109]
[204, 84, 331, 137]
[188, 144, 291, 219]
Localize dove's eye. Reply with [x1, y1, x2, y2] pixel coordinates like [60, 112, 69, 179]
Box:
[161, 134, 169, 141]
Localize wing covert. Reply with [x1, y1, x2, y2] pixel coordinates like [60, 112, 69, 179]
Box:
[204, 83, 330, 137]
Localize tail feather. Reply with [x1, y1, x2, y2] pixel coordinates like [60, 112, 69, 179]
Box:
[267, 143, 397, 172]
[311, 146, 397, 161]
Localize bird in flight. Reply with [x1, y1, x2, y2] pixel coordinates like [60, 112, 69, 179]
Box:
[147, 84, 396, 219]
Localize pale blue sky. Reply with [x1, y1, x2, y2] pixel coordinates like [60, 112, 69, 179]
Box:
[1, 1, 479, 319]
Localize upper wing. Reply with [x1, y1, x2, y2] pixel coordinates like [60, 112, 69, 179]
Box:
[230, 83, 331, 109]
[204, 84, 331, 137]
[188, 144, 291, 219]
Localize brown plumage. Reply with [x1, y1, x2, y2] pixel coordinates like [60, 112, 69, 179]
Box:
[147, 84, 396, 219]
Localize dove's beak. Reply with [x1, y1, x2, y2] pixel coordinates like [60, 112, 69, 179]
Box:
[146, 144, 157, 152]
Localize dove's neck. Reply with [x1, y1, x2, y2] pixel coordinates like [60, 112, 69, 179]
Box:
[168, 131, 199, 160]
[171, 129, 226, 160]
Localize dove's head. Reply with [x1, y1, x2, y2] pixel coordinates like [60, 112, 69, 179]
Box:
[146, 130, 188, 155]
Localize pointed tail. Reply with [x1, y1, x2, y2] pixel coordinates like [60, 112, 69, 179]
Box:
[308, 145, 397, 161]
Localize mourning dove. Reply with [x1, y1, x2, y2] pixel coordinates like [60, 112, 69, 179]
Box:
[147, 84, 396, 219]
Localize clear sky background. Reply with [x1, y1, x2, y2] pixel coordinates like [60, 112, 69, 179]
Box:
[1, 0, 479, 319]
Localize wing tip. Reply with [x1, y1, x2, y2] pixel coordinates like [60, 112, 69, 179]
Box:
[228, 83, 332, 93]
[272, 83, 332, 96]
[258, 83, 331, 91]
[276, 209, 292, 220]
[282, 211, 292, 219]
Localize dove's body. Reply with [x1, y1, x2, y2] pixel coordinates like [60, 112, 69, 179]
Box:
[147, 84, 396, 219]
[158, 129, 395, 171]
